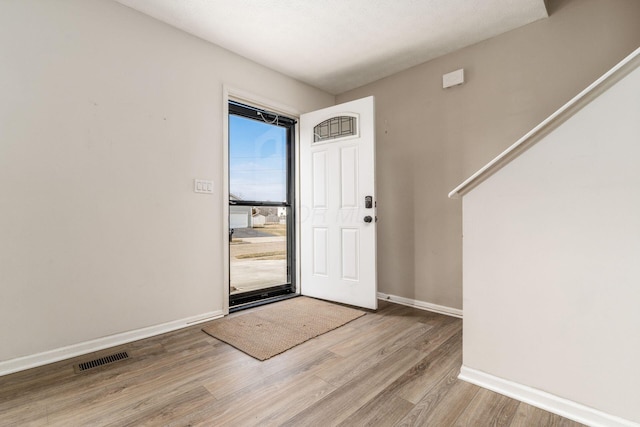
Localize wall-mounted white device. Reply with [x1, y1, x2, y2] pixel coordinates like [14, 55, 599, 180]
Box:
[194, 179, 214, 194]
[443, 69, 465, 89]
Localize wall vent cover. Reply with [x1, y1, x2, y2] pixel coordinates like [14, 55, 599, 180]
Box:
[76, 351, 129, 372]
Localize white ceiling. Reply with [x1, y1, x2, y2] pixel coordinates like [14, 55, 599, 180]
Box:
[115, 0, 548, 94]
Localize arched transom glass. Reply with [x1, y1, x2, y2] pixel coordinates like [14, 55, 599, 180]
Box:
[313, 116, 357, 142]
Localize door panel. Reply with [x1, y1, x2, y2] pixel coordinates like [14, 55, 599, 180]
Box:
[312, 227, 329, 276]
[341, 146, 359, 208]
[300, 96, 377, 310]
[312, 151, 328, 208]
[341, 228, 359, 281]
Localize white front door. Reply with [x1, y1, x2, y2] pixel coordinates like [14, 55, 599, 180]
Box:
[300, 96, 377, 309]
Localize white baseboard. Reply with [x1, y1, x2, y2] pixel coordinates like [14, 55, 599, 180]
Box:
[459, 366, 638, 427]
[377, 292, 463, 318]
[0, 310, 224, 377]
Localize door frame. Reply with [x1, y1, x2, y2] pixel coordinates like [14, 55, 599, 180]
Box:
[221, 86, 302, 315]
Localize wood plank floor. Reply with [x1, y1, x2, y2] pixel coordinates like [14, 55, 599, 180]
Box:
[0, 300, 585, 426]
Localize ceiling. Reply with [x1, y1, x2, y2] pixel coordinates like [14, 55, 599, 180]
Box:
[115, 0, 548, 95]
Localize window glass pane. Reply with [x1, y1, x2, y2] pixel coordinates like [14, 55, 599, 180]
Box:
[229, 206, 289, 294]
[313, 116, 356, 142]
[229, 115, 287, 202]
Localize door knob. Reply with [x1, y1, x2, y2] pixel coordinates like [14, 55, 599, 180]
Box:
[364, 216, 373, 223]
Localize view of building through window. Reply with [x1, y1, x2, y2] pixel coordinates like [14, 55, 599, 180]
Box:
[228, 102, 295, 307]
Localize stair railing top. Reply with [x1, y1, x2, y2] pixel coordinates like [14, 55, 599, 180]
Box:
[449, 46, 640, 200]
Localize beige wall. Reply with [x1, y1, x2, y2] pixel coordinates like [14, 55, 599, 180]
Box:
[337, 0, 640, 310]
[462, 55, 640, 424]
[0, 0, 334, 365]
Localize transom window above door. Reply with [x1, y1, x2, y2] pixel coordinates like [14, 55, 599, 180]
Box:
[313, 115, 357, 143]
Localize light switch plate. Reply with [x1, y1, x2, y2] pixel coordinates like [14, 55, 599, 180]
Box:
[194, 179, 214, 194]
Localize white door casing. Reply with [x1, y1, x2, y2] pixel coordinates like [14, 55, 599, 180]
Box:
[300, 96, 377, 309]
